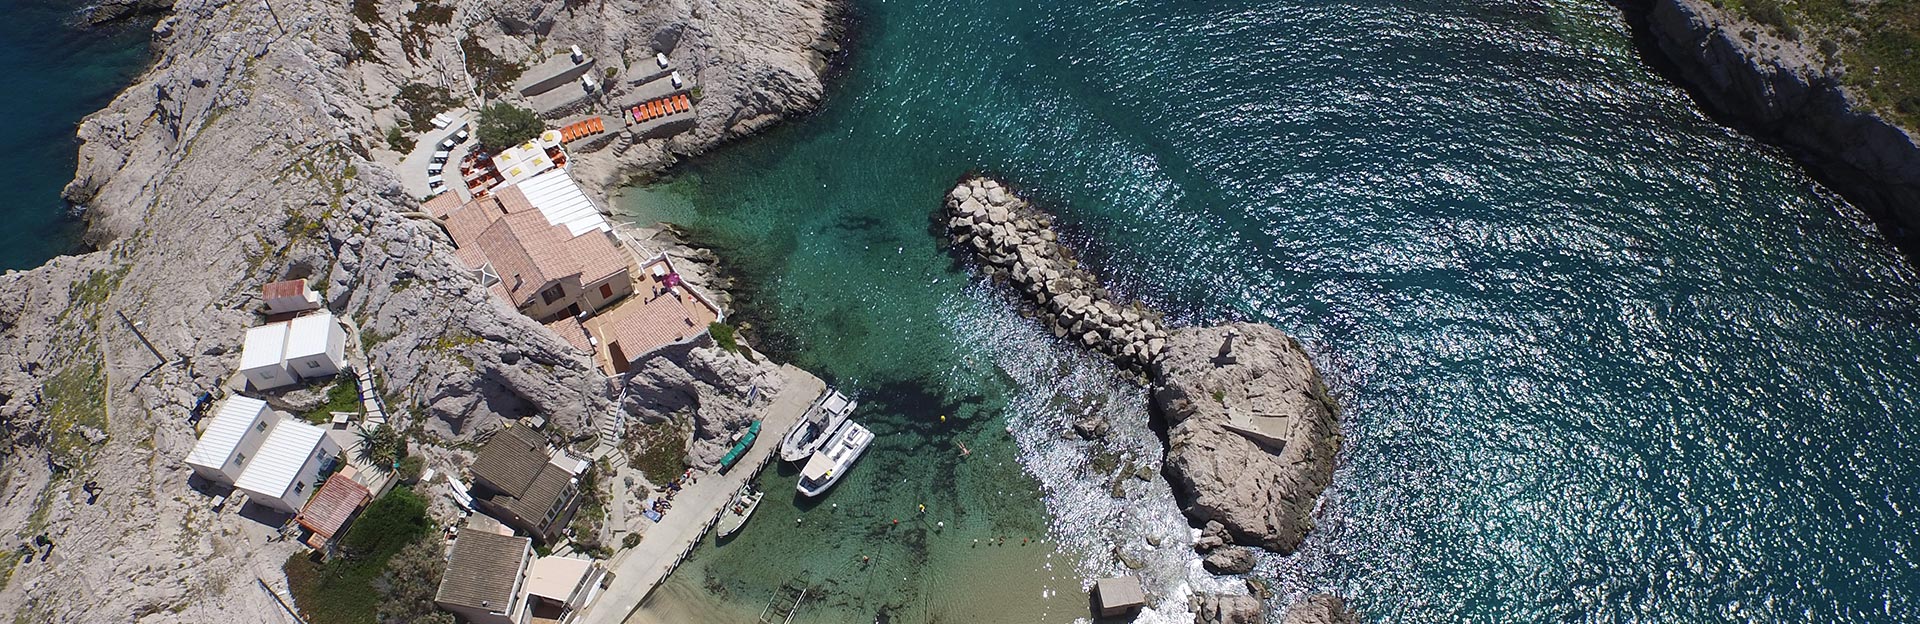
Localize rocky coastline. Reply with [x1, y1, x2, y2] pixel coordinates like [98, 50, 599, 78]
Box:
[942, 177, 1172, 372]
[0, 0, 842, 620]
[942, 175, 1355, 620]
[1624, 0, 1920, 252]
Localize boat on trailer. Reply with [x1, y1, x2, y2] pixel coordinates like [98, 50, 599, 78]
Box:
[778, 389, 858, 463]
[796, 420, 872, 497]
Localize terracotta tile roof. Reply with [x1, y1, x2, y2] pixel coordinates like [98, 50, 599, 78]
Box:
[262, 279, 307, 300]
[470, 425, 550, 496]
[422, 192, 465, 220]
[438, 186, 631, 309]
[294, 473, 372, 540]
[436, 530, 531, 611]
[543, 317, 592, 352]
[586, 257, 720, 370]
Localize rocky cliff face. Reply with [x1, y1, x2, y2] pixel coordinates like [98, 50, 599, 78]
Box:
[1152, 323, 1341, 555]
[1632, 0, 1920, 247]
[1, 0, 837, 620]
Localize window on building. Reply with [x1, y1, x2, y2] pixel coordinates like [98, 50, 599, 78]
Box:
[306, 360, 320, 369]
[541, 283, 566, 304]
[232, 452, 246, 466]
[295, 481, 306, 494]
[599, 283, 613, 299]
[256, 421, 268, 432]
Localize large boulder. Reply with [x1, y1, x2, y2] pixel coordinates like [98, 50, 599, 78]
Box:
[1202, 546, 1257, 575]
[1193, 593, 1265, 624]
[1151, 323, 1340, 554]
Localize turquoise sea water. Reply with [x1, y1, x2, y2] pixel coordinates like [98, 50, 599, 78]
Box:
[0, 1, 152, 272]
[624, 0, 1920, 622]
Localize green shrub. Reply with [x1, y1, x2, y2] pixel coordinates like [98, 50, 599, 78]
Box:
[461, 37, 526, 95]
[305, 378, 362, 424]
[709, 322, 739, 353]
[394, 83, 458, 132]
[622, 533, 641, 549]
[475, 102, 544, 149]
[624, 421, 687, 485]
[396, 455, 425, 484]
[371, 537, 450, 624]
[284, 488, 433, 624]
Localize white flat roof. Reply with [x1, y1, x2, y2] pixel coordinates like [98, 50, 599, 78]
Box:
[285, 312, 338, 359]
[186, 396, 269, 469]
[234, 419, 328, 497]
[524, 556, 593, 601]
[518, 169, 609, 236]
[240, 322, 290, 370]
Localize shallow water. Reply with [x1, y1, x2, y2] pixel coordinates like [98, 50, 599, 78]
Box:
[0, 1, 152, 271]
[618, 0, 1920, 621]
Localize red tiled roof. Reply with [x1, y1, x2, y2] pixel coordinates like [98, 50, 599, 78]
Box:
[587, 257, 720, 370]
[262, 279, 307, 300]
[438, 186, 632, 309]
[422, 192, 465, 220]
[295, 473, 372, 540]
[543, 317, 592, 352]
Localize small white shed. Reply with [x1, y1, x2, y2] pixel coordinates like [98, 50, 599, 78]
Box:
[285, 312, 347, 379]
[184, 396, 275, 485]
[233, 419, 341, 513]
[240, 322, 294, 390]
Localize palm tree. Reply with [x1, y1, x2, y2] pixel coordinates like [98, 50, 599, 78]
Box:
[354, 425, 406, 473]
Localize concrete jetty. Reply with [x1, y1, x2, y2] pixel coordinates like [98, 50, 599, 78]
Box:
[575, 364, 826, 624]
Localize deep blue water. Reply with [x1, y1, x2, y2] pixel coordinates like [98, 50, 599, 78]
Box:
[0, 1, 151, 272]
[622, 0, 1920, 620]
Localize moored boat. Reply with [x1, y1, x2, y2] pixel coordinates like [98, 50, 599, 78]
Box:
[778, 389, 858, 463]
[796, 420, 872, 497]
[717, 486, 764, 539]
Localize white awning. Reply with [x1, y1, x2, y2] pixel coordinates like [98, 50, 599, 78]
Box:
[800, 452, 835, 481]
[517, 169, 609, 236]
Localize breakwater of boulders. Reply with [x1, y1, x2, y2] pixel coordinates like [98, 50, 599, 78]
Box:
[942, 176, 1171, 372]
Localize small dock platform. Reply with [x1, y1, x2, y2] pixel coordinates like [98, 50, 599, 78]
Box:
[575, 365, 826, 624]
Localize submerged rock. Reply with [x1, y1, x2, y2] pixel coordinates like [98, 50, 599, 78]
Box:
[1280, 593, 1360, 624]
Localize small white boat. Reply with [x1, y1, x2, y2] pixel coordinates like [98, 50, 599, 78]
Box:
[796, 421, 871, 497]
[779, 389, 858, 463]
[716, 487, 763, 539]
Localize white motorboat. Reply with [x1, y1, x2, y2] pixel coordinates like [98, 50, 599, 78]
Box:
[716, 487, 763, 539]
[778, 389, 858, 463]
[796, 421, 871, 497]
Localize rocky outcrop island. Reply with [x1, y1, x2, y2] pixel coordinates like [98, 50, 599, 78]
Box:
[943, 175, 1353, 617]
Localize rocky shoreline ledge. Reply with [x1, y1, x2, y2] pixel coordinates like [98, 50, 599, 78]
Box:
[0, 0, 843, 620]
[1625, 0, 1920, 252]
[942, 175, 1354, 622]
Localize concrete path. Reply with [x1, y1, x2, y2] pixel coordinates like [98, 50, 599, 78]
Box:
[576, 365, 825, 624]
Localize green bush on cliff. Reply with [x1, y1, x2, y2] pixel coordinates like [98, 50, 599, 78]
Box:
[1718, 0, 1920, 129]
[476, 102, 544, 149]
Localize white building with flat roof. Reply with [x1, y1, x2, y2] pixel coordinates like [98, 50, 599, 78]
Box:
[284, 312, 347, 379]
[239, 322, 294, 390]
[233, 419, 341, 513]
[184, 396, 275, 485]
